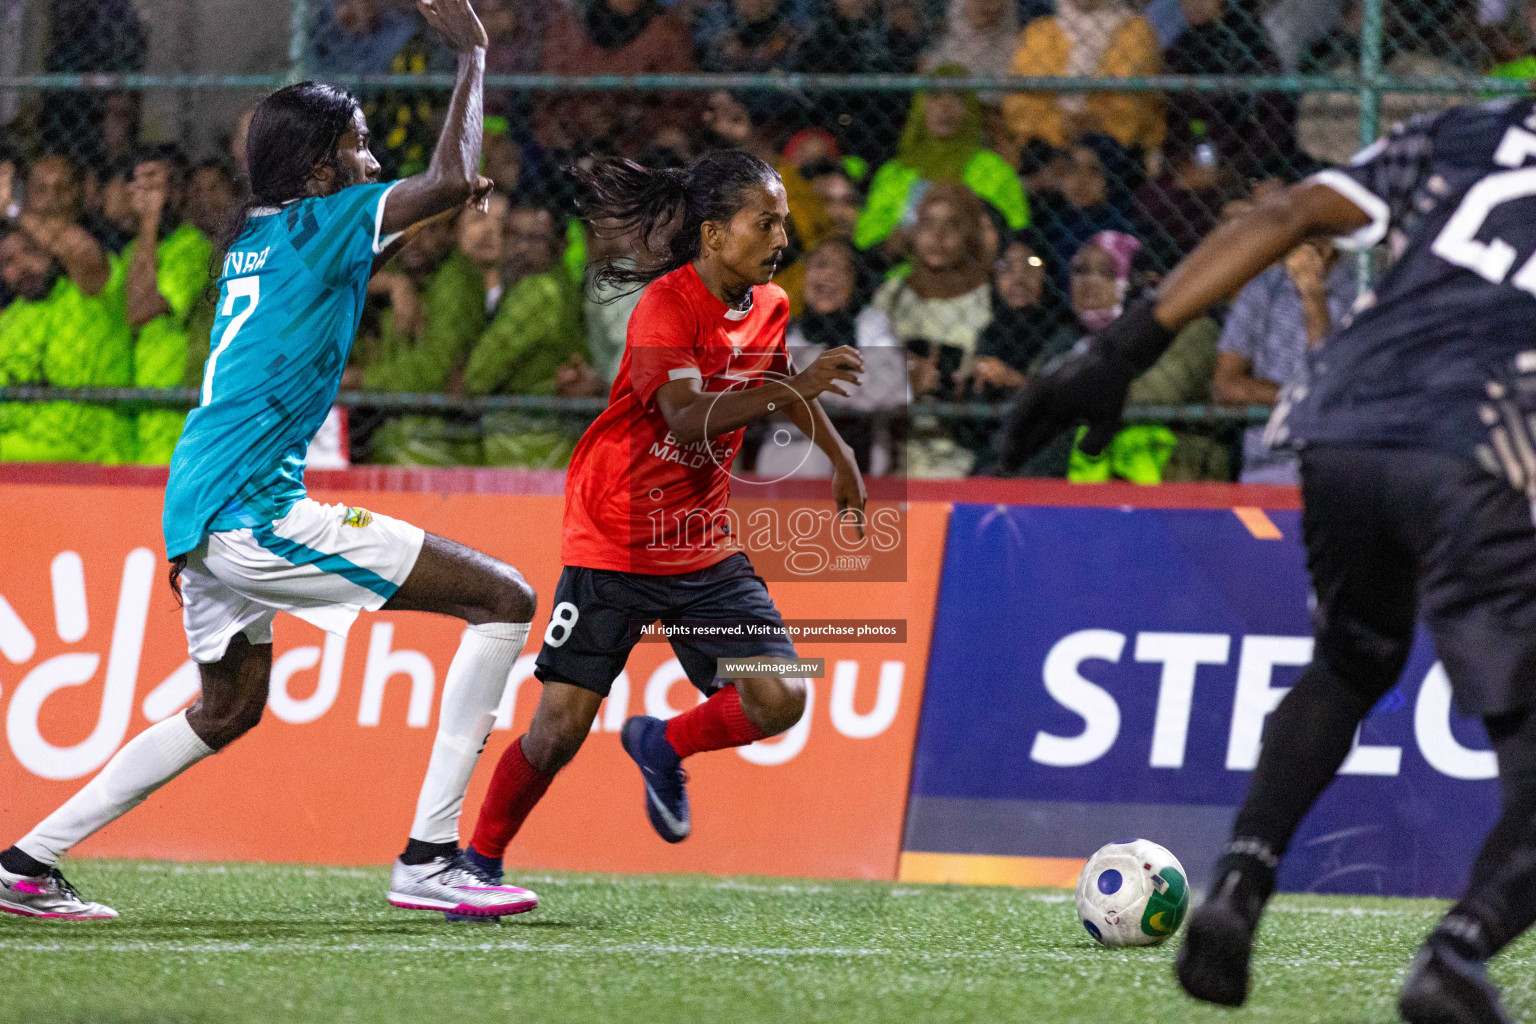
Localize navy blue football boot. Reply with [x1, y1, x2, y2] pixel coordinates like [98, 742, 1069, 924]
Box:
[620, 715, 691, 843]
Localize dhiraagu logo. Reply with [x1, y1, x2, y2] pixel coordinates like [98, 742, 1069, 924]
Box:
[1, 549, 201, 781]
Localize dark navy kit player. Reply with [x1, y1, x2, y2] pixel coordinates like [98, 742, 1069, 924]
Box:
[1000, 98, 1536, 1024]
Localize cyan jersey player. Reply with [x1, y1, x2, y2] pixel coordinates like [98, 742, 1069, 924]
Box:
[1, 0, 541, 922]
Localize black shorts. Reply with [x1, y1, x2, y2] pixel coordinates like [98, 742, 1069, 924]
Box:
[1302, 444, 1536, 717]
[533, 552, 799, 697]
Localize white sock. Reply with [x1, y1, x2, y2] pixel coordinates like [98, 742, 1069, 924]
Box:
[15, 711, 215, 867]
[408, 620, 530, 845]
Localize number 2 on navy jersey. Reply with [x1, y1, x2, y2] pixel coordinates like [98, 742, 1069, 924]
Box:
[201, 276, 260, 406]
[1431, 124, 1536, 296]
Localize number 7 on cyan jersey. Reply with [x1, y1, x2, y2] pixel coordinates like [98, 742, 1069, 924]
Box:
[201, 276, 261, 406]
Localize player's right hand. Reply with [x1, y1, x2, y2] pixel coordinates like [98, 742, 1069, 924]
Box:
[129, 162, 169, 224]
[791, 345, 864, 400]
[417, 0, 487, 54]
[996, 302, 1173, 471]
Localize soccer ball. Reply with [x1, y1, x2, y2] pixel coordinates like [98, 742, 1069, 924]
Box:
[1075, 839, 1190, 947]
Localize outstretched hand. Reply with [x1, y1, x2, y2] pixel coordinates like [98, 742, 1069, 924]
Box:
[417, 0, 487, 53]
[791, 345, 864, 400]
[995, 302, 1174, 472]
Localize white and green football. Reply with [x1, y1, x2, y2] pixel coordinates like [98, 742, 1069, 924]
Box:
[1075, 839, 1190, 947]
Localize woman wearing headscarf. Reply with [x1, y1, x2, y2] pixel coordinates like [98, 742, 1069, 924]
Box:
[853, 66, 1029, 253]
[535, 0, 696, 158]
[971, 228, 1069, 400]
[1042, 231, 1221, 482]
[857, 183, 997, 477]
[1029, 135, 1139, 290]
[792, 0, 917, 164]
[1002, 0, 1165, 156]
[757, 237, 903, 477]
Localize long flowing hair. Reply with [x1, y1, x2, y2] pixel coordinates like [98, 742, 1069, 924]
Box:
[214, 81, 360, 271]
[572, 150, 781, 296]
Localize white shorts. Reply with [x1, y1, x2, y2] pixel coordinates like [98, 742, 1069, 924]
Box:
[180, 497, 426, 663]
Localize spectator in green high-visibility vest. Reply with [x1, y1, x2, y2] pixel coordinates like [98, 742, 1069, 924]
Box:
[465, 201, 594, 468]
[359, 204, 487, 466]
[0, 154, 133, 463]
[1487, 3, 1536, 84]
[0, 222, 134, 463]
[854, 65, 1030, 257]
[117, 147, 229, 464]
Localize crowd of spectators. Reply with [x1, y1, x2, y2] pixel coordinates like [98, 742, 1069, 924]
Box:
[0, 0, 1516, 480]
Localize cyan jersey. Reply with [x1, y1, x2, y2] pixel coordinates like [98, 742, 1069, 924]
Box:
[162, 181, 400, 558]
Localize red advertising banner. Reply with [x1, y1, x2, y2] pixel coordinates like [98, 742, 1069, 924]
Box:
[0, 481, 947, 880]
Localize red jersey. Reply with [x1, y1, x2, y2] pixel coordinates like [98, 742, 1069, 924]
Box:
[561, 264, 791, 574]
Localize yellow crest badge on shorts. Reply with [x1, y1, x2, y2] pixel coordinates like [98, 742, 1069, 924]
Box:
[343, 507, 373, 528]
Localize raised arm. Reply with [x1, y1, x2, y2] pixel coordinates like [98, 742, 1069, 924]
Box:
[125, 161, 172, 327]
[1151, 184, 1365, 331]
[996, 181, 1369, 470]
[15, 215, 109, 296]
[378, 0, 490, 235]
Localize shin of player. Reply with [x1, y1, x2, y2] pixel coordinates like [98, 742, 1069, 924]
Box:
[464, 675, 806, 876]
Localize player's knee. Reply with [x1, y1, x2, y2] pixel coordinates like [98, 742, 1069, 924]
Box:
[523, 708, 588, 774]
[188, 690, 266, 750]
[1314, 619, 1411, 700]
[744, 677, 807, 737]
[485, 564, 537, 624]
[1312, 639, 1405, 713]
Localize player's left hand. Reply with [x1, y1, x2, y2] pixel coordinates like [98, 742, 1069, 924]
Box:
[832, 459, 866, 540]
[467, 175, 494, 212]
[417, 0, 487, 54]
[996, 301, 1173, 471]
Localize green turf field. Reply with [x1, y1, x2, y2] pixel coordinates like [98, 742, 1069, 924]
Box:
[2, 860, 1532, 1024]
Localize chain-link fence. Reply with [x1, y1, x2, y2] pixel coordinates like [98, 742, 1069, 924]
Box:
[0, 0, 1513, 481]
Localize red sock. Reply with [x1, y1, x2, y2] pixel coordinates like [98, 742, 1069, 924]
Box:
[664, 686, 766, 759]
[469, 736, 554, 859]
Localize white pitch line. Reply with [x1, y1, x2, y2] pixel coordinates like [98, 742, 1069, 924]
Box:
[1266, 903, 1434, 918]
[0, 938, 1501, 973]
[0, 945, 909, 964]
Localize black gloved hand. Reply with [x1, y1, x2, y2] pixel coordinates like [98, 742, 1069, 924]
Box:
[995, 301, 1175, 473]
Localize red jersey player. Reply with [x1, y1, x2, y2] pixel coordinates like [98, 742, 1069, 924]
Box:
[455, 151, 867, 894]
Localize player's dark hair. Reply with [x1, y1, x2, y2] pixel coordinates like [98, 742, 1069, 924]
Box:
[167, 554, 187, 607]
[215, 81, 360, 268]
[573, 150, 782, 295]
[247, 82, 359, 206]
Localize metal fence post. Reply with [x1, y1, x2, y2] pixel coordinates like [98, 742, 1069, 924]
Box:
[1356, 0, 1385, 294]
[288, 0, 310, 86]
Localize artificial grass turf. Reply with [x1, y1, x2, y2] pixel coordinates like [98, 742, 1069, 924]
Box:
[2, 860, 1533, 1024]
